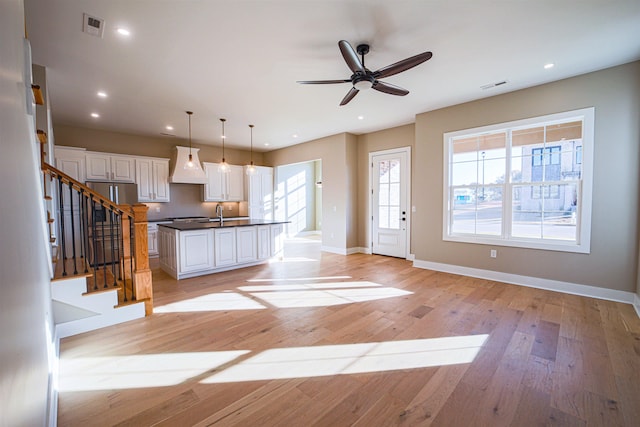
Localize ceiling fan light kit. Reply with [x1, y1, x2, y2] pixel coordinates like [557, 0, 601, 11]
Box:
[297, 40, 432, 106]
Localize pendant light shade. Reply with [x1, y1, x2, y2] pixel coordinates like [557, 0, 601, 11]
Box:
[246, 124, 257, 175]
[219, 118, 230, 174]
[184, 111, 196, 170]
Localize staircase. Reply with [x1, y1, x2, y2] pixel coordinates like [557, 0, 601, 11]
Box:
[35, 117, 153, 338]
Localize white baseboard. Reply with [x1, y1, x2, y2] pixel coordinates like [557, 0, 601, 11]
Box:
[47, 329, 60, 427]
[321, 246, 347, 255]
[407, 253, 415, 261]
[413, 259, 636, 306]
[348, 247, 370, 255]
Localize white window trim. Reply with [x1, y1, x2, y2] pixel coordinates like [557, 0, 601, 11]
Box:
[442, 107, 594, 254]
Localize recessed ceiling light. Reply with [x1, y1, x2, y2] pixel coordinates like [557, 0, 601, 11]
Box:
[544, 63, 555, 69]
[292, 134, 298, 138]
[97, 91, 107, 98]
[264, 143, 270, 146]
[90, 112, 100, 118]
[116, 28, 131, 36]
[165, 125, 174, 131]
[358, 115, 364, 120]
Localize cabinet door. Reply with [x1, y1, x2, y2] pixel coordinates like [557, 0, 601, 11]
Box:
[257, 225, 271, 260]
[214, 228, 236, 266]
[260, 169, 274, 220]
[111, 155, 135, 182]
[236, 227, 257, 263]
[136, 158, 154, 202]
[227, 165, 245, 201]
[203, 162, 225, 201]
[147, 223, 158, 257]
[86, 153, 111, 181]
[153, 160, 170, 202]
[270, 223, 284, 257]
[179, 230, 214, 273]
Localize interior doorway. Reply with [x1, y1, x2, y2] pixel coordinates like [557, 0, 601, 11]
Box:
[274, 159, 322, 238]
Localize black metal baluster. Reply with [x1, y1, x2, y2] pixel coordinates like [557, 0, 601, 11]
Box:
[100, 204, 108, 289]
[109, 209, 117, 288]
[90, 197, 98, 290]
[68, 182, 78, 275]
[130, 219, 135, 301]
[78, 189, 85, 261]
[58, 178, 67, 277]
[81, 192, 89, 273]
[114, 212, 122, 281]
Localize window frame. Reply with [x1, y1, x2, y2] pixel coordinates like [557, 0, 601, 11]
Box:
[442, 107, 594, 254]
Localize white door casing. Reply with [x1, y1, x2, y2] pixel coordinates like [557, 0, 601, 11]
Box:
[370, 147, 410, 258]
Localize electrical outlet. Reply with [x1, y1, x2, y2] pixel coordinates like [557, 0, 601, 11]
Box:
[490, 249, 497, 258]
[155, 207, 161, 212]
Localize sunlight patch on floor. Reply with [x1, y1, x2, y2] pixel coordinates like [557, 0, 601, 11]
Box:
[155, 292, 266, 313]
[249, 285, 412, 308]
[202, 335, 489, 383]
[58, 350, 249, 391]
[238, 281, 382, 292]
[246, 275, 351, 283]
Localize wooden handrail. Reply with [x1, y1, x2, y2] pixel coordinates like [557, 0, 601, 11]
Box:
[42, 162, 132, 218]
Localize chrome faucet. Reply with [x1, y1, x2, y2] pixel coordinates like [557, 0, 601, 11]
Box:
[215, 203, 224, 224]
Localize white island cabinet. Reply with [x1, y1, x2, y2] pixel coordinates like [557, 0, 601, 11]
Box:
[158, 221, 285, 280]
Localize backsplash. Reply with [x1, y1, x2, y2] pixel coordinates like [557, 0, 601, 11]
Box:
[145, 183, 244, 220]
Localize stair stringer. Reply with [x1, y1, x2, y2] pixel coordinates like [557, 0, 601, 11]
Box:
[52, 275, 145, 338]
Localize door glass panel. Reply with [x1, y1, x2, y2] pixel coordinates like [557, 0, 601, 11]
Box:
[377, 158, 402, 230]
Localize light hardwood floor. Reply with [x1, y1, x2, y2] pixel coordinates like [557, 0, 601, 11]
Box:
[57, 238, 640, 426]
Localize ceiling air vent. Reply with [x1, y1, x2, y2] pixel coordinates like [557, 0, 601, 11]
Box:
[480, 80, 508, 90]
[83, 13, 105, 38]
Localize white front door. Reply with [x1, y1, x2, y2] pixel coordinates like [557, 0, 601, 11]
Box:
[371, 148, 410, 258]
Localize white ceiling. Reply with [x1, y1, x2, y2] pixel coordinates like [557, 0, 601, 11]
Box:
[25, 0, 640, 152]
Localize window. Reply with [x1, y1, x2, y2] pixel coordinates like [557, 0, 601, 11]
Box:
[443, 108, 594, 253]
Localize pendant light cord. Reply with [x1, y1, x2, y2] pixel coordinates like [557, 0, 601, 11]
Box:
[249, 124, 254, 165]
[220, 118, 226, 162]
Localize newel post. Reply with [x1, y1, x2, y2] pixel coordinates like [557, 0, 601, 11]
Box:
[130, 204, 153, 315]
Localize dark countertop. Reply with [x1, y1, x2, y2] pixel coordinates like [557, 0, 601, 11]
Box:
[149, 216, 249, 223]
[158, 219, 287, 231]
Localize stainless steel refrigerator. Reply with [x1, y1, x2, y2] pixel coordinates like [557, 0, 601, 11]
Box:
[86, 181, 138, 265]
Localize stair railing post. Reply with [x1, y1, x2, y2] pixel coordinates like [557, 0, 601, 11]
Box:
[130, 204, 152, 315]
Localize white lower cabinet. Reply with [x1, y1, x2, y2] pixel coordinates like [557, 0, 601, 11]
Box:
[270, 223, 284, 256]
[148, 223, 159, 257]
[179, 229, 215, 273]
[158, 223, 284, 279]
[236, 227, 258, 263]
[214, 228, 236, 267]
[257, 225, 270, 260]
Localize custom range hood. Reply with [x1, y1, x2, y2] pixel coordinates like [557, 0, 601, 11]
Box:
[169, 146, 207, 184]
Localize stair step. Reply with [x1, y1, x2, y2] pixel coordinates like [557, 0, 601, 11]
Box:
[52, 257, 91, 281]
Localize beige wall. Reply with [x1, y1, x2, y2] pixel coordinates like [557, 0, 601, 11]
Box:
[414, 61, 640, 292]
[264, 133, 357, 251]
[356, 124, 415, 249]
[53, 124, 264, 168]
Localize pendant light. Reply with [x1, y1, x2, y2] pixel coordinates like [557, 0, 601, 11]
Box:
[219, 118, 230, 174]
[246, 124, 257, 175]
[184, 111, 196, 170]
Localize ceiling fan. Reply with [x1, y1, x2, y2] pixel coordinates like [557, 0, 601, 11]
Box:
[297, 40, 433, 106]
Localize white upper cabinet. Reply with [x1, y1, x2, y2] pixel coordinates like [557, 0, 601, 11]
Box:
[55, 146, 86, 183]
[246, 166, 273, 219]
[86, 152, 135, 182]
[136, 158, 170, 202]
[203, 162, 244, 202]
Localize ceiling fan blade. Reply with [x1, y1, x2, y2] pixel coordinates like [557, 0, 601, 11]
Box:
[372, 51, 433, 79]
[338, 40, 366, 74]
[297, 79, 351, 84]
[340, 87, 359, 106]
[372, 80, 409, 96]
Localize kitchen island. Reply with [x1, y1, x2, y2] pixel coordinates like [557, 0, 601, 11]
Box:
[157, 219, 286, 279]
